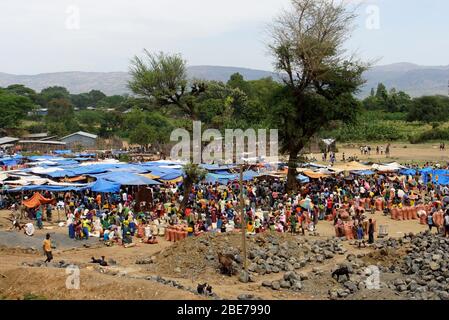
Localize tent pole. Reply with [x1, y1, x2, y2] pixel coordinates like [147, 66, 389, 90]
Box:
[239, 163, 247, 273]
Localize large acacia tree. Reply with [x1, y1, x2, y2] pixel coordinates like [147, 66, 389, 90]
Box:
[128, 50, 206, 120]
[268, 0, 367, 192]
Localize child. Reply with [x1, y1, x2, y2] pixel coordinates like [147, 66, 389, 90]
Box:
[36, 207, 43, 229]
[356, 224, 366, 248]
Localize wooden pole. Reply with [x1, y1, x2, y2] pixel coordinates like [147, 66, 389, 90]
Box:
[239, 163, 247, 272]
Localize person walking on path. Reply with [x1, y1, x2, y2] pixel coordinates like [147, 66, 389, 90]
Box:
[368, 219, 375, 244]
[444, 211, 449, 238]
[43, 233, 53, 264]
[428, 213, 435, 232]
[36, 206, 43, 229]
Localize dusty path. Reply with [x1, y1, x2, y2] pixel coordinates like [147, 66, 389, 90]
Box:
[0, 208, 428, 300]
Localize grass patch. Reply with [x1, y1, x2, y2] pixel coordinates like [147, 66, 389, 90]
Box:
[23, 293, 47, 300]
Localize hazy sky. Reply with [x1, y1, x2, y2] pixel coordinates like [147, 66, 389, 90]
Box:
[1, 0, 448, 74]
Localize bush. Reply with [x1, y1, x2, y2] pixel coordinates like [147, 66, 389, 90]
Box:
[409, 127, 449, 144]
[23, 293, 47, 300]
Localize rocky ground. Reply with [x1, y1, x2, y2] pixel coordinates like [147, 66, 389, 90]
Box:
[0, 208, 446, 300]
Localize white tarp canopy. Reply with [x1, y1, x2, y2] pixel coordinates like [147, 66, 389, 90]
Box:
[322, 139, 336, 146]
[30, 167, 64, 175]
[372, 162, 405, 172]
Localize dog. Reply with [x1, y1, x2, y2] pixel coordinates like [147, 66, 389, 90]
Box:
[91, 256, 108, 266]
[197, 283, 207, 295]
[332, 266, 350, 282]
[206, 284, 213, 295]
[217, 252, 235, 276]
[197, 283, 213, 295]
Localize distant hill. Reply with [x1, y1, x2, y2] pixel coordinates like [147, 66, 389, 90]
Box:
[0, 63, 448, 97]
[0, 66, 276, 96]
[361, 63, 449, 97]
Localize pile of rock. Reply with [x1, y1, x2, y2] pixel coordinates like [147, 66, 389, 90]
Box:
[237, 294, 262, 300]
[21, 260, 72, 268]
[392, 232, 449, 300]
[328, 253, 389, 299]
[135, 257, 156, 265]
[247, 236, 346, 277]
[144, 275, 222, 300]
[153, 232, 347, 279]
[261, 271, 304, 292]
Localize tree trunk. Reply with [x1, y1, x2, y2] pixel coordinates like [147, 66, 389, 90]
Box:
[286, 144, 303, 194]
[180, 177, 192, 212]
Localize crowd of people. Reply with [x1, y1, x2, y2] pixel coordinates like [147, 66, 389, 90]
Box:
[359, 144, 391, 157]
[5, 163, 449, 250]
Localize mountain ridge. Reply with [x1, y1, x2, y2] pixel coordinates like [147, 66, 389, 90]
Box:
[0, 63, 448, 98]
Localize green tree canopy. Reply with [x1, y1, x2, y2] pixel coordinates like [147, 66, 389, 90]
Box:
[39, 86, 70, 106]
[268, 0, 366, 191]
[407, 95, 449, 123]
[128, 50, 207, 120]
[0, 89, 35, 128]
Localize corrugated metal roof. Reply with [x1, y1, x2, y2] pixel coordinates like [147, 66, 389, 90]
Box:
[0, 137, 19, 145]
[19, 140, 66, 145]
[61, 131, 98, 140]
[22, 132, 49, 139]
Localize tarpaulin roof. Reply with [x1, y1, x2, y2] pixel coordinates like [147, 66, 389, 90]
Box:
[400, 169, 417, 176]
[0, 159, 18, 166]
[430, 169, 449, 186]
[159, 171, 183, 181]
[200, 164, 238, 171]
[160, 176, 183, 184]
[242, 170, 260, 180]
[140, 173, 161, 180]
[95, 172, 161, 186]
[302, 171, 330, 179]
[22, 193, 55, 208]
[372, 162, 405, 172]
[296, 174, 310, 183]
[332, 161, 372, 172]
[9, 184, 92, 193]
[205, 173, 238, 185]
[91, 178, 120, 193]
[352, 170, 376, 176]
[54, 150, 72, 155]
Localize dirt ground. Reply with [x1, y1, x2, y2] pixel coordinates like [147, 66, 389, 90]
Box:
[307, 142, 449, 165]
[2, 142, 444, 300]
[0, 206, 428, 300]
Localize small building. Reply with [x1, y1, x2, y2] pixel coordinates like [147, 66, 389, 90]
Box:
[0, 137, 19, 152]
[0, 137, 19, 146]
[28, 108, 48, 116]
[22, 132, 49, 140]
[18, 140, 66, 153]
[60, 131, 98, 149]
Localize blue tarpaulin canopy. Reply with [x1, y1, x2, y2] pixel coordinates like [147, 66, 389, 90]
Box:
[296, 174, 310, 183]
[431, 169, 449, 186]
[205, 173, 238, 184]
[400, 169, 417, 176]
[54, 150, 72, 155]
[7, 184, 91, 193]
[0, 159, 18, 166]
[200, 164, 238, 171]
[242, 170, 260, 180]
[94, 172, 161, 186]
[352, 170, 376, 176]
[91, 179, 121, 193]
